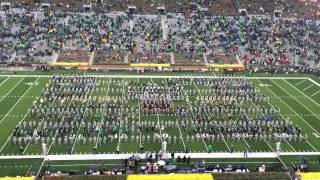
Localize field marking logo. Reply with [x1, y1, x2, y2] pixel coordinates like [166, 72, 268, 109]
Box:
[259, 84, 272, 87]
[25, 82, 38, 86]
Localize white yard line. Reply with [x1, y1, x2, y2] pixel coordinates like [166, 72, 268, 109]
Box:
[221, 133, 231, 152]
[138, 99, 141, 148]
[51, 163, 123, 167]
[0, 77, 24, 103]
[266, 141, 275, 151]
[311, 90, 320, 97]
[4, 151, 320, 160]
[265, 141, 287, 169]
[234, 100, 252, 150]
[284, 79, 320, 108]
[285, 139, 297, 152]
[302, 84, 313, 91]
[307, 141, 318, 152]
[71, 79, 97, 154]
[266, 83, 320, 135]
[36, 158, 47, 176]
[0, 78, 40, 153]
[156, 112, 163, 143]
[192, 79, 229, 153]
[0, 78, 36, 125]
[272, 80, 320, 121]
[0, 74, 311, 80]
[0, 113, 29, 153]
[0, 77, 9, 87]
[171, 107, 186, 152]
[94, 78, 111, 149]
[260, 80, 318, 151]
[47, 161, 281, 167]
[116, 77, 126, 151]
[37, 98, 74, 177]
[295, 79, 306, 86]
[247, 94, 295, 152]
[137, 78, 142, 148]
[38, 76, 87, 176]
[23, 96, 57, 154]
[182, 79, 207, 152]
[149, 78, 164, 144]
[190, 79, 209, 152]
[277, 156, 288, 169]
[166, 91, 186, 151]
[257, 79, 320, 150]
[308, 78, 320, 87]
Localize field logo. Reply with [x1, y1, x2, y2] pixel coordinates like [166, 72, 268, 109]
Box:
[25, 82, 38, 86]
[259, 84, 272, 87]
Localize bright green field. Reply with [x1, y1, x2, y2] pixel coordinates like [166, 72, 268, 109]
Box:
[0, 73, 319, 177]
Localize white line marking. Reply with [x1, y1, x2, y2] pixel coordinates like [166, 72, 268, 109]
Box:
[23, 97, 56, 154]
[308, 78, 320, 87]
[116, 77, 126, 151]
[71, 79, 97, 153]
[311, 90, 320, 97]
[94, 78, 111, 149]
[0, 77, 9, 87]
[191, 79, 209, 151]
[175, 114, 186, 152]
[277, 156, 288, 169]
[156, 112, 163, 143]
[273, 80, 320, 121]
[220, 133, 231, 152]
[0, 78, 39, 153]
[266, 141, 274, 152]
[226, 78, 252, 151]
[265, 141, 288, 169]
[167, 97, 187, 152]
[137, 77, 142, 148]
[184, 79, 207, 152]
[248, 85, 298, 153]
[295, 80, 306, 86]
[2, 151, 320, 160]
[285, 80, 320, 108]
[0, 74, 311, 80]
[0, 78, 24, 103]
[307, 141, 318, 152]
[38, 75, 88, 176]
[48, 161, 281, 167]
[256, 79, 320, 147]
[234, 101, 252, 150]
[0, 78, 36, 125]
[302, 84, 313, 91]
[285, 139, 297, 152]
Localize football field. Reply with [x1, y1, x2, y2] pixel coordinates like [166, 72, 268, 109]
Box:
[0, 74, 319, 176]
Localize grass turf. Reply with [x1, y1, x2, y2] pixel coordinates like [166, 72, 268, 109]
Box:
[0, 74, 318, 176]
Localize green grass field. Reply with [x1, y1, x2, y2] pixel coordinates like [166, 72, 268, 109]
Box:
[0, 73, 319, 176]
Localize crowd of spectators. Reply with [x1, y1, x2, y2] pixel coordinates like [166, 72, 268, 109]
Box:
[3, 0, 320, 18]
[0, 1, 318, 70]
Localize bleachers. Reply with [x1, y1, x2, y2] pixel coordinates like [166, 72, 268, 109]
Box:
[57, 50, 90, 63]
[4, 0, 318, 18]
[93, 50, 127, 65]
[174, 52, 205, 66]
[128, 52, 171, 64]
